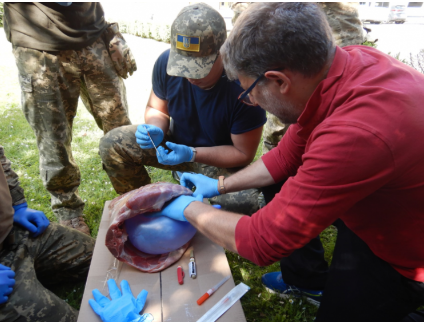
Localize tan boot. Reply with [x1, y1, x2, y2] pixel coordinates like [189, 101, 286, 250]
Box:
[59, 216, 91, 236]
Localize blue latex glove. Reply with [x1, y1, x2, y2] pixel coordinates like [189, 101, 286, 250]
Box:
[180, 173, 220, 198]
[0, 264, 15, 305]
[13, 203, 50, 237]
[89, 279, 153, 322]
[135, 124, 164, 149]
[157, 142, 193, 165]
[150, 194, 204, 221]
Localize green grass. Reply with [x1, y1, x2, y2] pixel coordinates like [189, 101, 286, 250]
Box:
[0, 64, 336, 321]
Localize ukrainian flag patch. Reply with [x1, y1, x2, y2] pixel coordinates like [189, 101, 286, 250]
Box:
[176, 34, 200, 52]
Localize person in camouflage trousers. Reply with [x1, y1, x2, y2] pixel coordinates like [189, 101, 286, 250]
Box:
[231, 2, 365, 155]
[100, 3, 266, 215]
[100, 128, 260, 215]
[3, 3, 135, 235]
[0, 145, 94, 322]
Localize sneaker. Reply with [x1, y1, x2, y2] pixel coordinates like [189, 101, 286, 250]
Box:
[172, 171, 183, 183]
[59, 216, 91, 236]
[261, 272, 323, 307]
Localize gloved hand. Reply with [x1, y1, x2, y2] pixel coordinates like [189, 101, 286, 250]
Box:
[89, 279, 153, 322]
[157, 142, 193, 165]
[135, 124, 164, 149]
[0, 264, 15, 305]
[181, 173, 220, 198]
[149, 194, 204, 221]
[13, 203, 50, 237]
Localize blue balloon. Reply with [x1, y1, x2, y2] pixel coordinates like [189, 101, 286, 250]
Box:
[125, 214, 197, 255]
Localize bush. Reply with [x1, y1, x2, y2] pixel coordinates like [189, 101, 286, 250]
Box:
[410, 49, 424, 74]
[0, 2, 4, 28]
[117, 19, 171, 43]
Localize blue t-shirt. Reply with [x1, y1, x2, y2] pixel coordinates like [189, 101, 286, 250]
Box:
[152, 49, 267, 147]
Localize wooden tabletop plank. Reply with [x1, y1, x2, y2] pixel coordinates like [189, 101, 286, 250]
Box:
[161, 232, 247, 322]
[78, 202, 247, 322]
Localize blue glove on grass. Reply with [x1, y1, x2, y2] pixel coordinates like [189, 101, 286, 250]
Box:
[13, 203, 50, 237]
[89, 279, 153, 322]
[135, 124, 164, 149]
[0, 264, 15, 305]
[180, 173, 220, 198]
[157, 142, 193, 165]
[149, 194, 204, 221]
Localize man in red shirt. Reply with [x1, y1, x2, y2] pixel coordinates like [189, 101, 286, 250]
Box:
[151, 3, 424, 321]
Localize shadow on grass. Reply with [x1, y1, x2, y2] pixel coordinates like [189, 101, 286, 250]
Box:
[45, 281, 86, 311]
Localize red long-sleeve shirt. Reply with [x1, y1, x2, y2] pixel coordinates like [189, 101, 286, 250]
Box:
[235, 46, 424, 282]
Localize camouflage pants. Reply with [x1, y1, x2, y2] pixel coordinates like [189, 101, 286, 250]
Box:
[99, 125, 259, 215]
[262, 113, 289, 154]
[0, 223, 94, 322]
[13, 37, 131, 221]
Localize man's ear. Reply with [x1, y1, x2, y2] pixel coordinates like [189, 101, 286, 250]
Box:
[264, 71, 291, 94]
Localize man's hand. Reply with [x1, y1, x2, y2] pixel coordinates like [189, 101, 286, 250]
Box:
[13, 203, 50, 237]
[149, 194, 203, 221]
[135, 124, 164, 149]
[157, 142, 193, 165]
[89, 279, 153, 322]
[180, 173, 220, 198]
[0, 264, 15, 305]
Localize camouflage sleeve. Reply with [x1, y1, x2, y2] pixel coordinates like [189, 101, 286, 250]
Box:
[0, 145, 26, 206]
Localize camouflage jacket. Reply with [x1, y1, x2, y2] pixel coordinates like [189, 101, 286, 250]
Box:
[0, 145, 25, 245]
[0, 145, 26, 206]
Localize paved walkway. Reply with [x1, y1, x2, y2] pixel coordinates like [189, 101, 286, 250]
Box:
[0, 28, 170, 124]
[116, 35, 169, 123]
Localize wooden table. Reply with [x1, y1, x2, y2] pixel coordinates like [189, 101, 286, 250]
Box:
[77, 202, 247, 322]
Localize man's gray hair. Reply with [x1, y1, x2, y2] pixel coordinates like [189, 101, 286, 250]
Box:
[221, 2, 335, 81]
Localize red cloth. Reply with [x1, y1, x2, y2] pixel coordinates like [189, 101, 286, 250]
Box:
[235, 46, 424, 282]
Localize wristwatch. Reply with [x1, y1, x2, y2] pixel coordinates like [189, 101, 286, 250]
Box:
[218, 176, 226, 195]
[189, 147, 197, 162]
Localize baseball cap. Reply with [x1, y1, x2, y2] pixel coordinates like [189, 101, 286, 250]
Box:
[167, 3, 227, 79]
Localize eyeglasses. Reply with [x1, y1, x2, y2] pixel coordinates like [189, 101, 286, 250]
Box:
[238, 68, 284, 106]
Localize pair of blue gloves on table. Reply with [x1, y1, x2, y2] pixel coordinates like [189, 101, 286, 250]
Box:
[0, 203, 50, 304]
[89, 279, 153, 322]
[135, 124, 193, 165]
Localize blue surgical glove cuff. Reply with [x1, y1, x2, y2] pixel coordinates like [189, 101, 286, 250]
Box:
[12, 202, 28, 211]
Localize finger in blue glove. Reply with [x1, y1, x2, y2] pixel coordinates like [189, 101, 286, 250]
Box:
[156, 142, 193, 166]
[0, 265, 15, 305]
[180, 173, 220, 198]
[13, 203, 50, 237]
[135, 124, 164, 149]
[149, 194, 203, 221]
[89, 279, 150, 322]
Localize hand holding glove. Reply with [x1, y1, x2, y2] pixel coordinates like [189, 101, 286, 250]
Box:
[135, 124, 164, 149]
[157, 142, 193, 166]
[89, 279, 153, 322]
[180, 173, 220, 198]
[149, 194, 204, 221]
[0, 264, 15, 305]
[13, 203, 50, 237]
